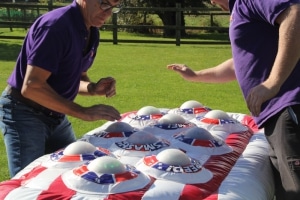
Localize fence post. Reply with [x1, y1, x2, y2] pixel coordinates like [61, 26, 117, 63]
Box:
[48, 0, 53, 12]
[6, 7, 13, 32]
[22, 6, 27, 31]
[37, 6, 40, 16]
[175, 3, 181, 46]
[112, 13, 118, 45]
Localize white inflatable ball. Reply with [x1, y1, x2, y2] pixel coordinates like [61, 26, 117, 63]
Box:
[136, 106, 161, 115]
[127, 130, 159, 144]
[63, 141, 96, 155]
[184, 126, 215, 140]
[87, 156, 126, 174]
[204, 110, 230, 119]
[156, 149, 191, 166]
[105, 121, 134, 132]
[158, 113, 186, 124]
[180, 100, 203, 109]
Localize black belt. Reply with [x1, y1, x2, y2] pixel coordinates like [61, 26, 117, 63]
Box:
[5, 85, 64, 118]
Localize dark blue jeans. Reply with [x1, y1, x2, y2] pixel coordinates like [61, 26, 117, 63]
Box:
[264, 105, 300, 200]
[0, 90, 76, 178]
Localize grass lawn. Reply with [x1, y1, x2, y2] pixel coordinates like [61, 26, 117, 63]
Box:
[0, 30, 248, 181]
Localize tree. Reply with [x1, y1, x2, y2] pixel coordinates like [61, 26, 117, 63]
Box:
[140, 0, 210, 37]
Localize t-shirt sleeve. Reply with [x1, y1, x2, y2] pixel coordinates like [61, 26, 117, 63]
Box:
[27, 26, 67, 74]
[251, 0, 300, 25]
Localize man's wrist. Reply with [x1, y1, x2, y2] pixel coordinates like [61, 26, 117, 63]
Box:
[87, 82, 96, 95]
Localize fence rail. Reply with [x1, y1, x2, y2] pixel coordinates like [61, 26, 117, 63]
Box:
[0, 2, 230, 45]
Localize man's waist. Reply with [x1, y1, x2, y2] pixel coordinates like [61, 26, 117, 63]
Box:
[5, 85, 65, 118]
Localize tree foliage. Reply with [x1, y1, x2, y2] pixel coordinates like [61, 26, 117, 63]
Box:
[121, 0, 211, 37]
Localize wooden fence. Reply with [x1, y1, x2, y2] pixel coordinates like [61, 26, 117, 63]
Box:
[0, 2, 230, 46]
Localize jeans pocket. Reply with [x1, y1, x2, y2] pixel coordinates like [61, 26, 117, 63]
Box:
[0, 96, 13, 122]
[0, 97, 11, 135]
[288, 106, 299, 125]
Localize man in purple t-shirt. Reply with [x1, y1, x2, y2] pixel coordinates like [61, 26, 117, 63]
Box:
[0, 0, 122, 178]
[167, 0, 300, 199]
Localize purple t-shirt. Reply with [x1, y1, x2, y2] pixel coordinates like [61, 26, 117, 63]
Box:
[229, 0, 300, 127]
[7, 0, 99, 101]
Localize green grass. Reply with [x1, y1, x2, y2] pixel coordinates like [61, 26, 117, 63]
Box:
[0, 31, 248, 182]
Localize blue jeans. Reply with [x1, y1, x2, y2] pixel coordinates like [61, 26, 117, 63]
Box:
[0, 89, 76, 178]
[264, 105, 300, 200]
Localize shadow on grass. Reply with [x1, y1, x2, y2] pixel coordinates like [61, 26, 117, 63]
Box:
[0, 32, 230, 62]
[183, 33, 230, 41]
[0, 41, 21, 61]
[127, 32, 230, 41]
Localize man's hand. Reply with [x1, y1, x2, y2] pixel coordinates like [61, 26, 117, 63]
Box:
[167, 64, 197, 80]
[90, 77, 116, 97]
[246, 80, 280, 117]
[80, 104, 121, 121]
